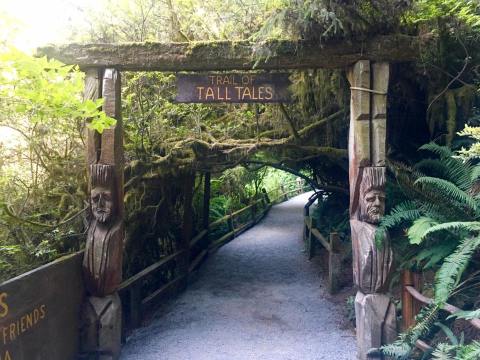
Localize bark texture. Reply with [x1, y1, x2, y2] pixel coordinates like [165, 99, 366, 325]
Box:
[37, 35, 423, 71]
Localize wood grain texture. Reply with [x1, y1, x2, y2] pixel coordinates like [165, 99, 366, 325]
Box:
[37, 35, 422, 71]
[0, 253, 84, 360]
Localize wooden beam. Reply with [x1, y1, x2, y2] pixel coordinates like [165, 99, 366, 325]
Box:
[405, 286, 480, 330]
[37, 35, 423, 71]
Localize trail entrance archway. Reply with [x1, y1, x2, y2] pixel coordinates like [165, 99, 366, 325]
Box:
[41, 34, 421, 360]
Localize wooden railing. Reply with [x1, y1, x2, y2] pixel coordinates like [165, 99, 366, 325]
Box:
[303, 191, 343, 294]
[401, 269, 480, 353]
[119, 181, 305, 332]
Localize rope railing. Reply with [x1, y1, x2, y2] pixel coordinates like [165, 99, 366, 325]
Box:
[119, 181, 305, 332]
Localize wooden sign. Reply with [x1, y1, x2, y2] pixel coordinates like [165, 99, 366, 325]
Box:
[176, 73, 291, 103]
[0, 253, 84, 360]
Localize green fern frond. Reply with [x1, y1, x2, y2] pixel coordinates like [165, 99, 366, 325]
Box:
[423, 221, 480, 238]
[408, 217, 439, 244]
[417, 142, 473, 190]
[418, 202, 457, 222]
[449, 308, 480, 321]
[470, 165, 480, 183]
[435, 236, 480, 303]
[414, 158, 449, 178]
[378, 201, 421, 228]
[420, 142, 453, 159]
[442, 156, 473, 191]
[381, 305, 440, 359]
[375, 201, 422, 246]
[414, 242, 459, 269]
[458, 341, 480, 359]
[432, 343, 455, 359]
[415, 177, 478, 213]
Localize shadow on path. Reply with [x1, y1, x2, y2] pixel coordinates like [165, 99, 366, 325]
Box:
[121, 192, 357, 360]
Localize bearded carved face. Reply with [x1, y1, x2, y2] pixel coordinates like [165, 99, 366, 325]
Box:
[360, 189, 385, 224]
[91, 186, 115, 223]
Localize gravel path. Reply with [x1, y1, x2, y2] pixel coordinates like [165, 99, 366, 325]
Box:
[121, 192, 357, 360]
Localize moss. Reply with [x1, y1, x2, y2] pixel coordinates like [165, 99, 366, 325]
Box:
[445, 90, 457, 146]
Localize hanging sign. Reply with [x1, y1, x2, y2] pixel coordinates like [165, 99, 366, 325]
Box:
[175, 73, 291, 103]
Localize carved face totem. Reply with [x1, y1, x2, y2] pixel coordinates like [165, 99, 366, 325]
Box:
[359, 167, 386, 224]
[91, 187, 114, 223]
[90, 164, 116, 224]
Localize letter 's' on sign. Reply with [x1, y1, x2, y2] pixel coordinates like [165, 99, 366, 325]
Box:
[175, 73, 291, 103]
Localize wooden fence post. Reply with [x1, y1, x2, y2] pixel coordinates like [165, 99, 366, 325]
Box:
[129, 283, 142, 329]
[282, 185, 288, 201]
[181, 172, 195, 287]
[328, 232, 342, 294]
[307, 217, 315, 260]
[261, 188, 270, 207]
[227, 209, 234, 234]
[401, 269, 422, 330]
[203, 172, 211, 230]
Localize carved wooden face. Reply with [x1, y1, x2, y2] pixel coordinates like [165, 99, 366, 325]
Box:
[360, 189, 385, 224]
[91, 186, 115, 223]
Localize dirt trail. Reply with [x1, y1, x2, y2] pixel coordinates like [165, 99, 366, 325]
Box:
[121, 192, 357, 360]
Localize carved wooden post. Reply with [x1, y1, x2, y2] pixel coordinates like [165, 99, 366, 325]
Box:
[80, 68, 124, 360]
[348, 61, 397, 359]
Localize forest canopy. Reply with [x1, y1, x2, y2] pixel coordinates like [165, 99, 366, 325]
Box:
[1, 1, 480, 357]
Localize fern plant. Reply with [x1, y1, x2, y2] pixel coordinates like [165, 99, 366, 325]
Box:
[378, 142, 480, 359]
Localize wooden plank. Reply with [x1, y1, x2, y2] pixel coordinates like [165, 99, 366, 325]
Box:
[84, 68, 103, 168]
[141, 275, 186, 309]
[118, 250, 185, 291]
[415, 339, 433, 352]
[37, 35, 422, 71]
[0, 252, 84, 360]
[189, 250, 208, 273]
[189, 229, 208, 248]
[209, 199, 263, 228]
[311, 228, 331, 252]
[176, 73, 291, 103]
[209, 230, 235, 250]
[234, 220, 255, 237]
[328, 232, 342, 294]
[405, 286, 480, 330]
[209, 214, 230, 228]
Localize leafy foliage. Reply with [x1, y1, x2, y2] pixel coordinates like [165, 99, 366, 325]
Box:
[379, 142, 480, 358]
[0, 46, 114, 280]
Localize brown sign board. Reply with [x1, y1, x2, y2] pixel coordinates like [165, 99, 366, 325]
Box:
[175, 73, 291, 103]
[0, 252, 85, 360]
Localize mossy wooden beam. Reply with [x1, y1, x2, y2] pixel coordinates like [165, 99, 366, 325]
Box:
[37, 35, 423, 71]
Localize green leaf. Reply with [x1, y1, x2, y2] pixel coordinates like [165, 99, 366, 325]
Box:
[407, 217, 438, 244]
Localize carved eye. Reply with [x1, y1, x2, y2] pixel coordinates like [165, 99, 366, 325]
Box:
[92, 194, 100, 202]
